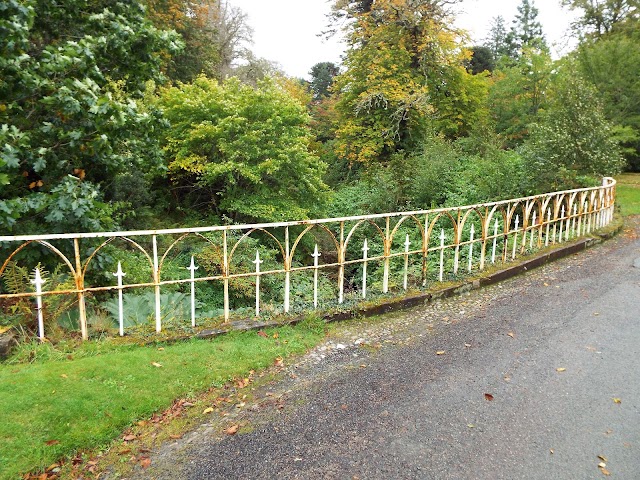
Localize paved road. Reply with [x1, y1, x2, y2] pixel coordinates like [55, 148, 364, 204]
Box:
[141, 224, 640, 479]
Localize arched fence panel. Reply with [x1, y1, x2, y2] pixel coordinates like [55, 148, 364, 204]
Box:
[0, 178, 617, 341]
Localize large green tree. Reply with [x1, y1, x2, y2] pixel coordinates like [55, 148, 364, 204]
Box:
[562, 0, 639, 37]
[329, 0, 487, 166]
[158, 76, 329, 222]
[0, 0, 181, 233]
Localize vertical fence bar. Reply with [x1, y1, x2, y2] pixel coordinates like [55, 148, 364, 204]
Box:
[253, 251, 262, 317]
[491, 219, 498, 264]
[403, 234, 410, 290]
[152, 235, 161, 333]
[512, 215, 519, 260]
[479, 210, 487, 271]
[114, 262, 126, 336]
[312, 244, 320, 308]
[530, 211, 536, 250]
[362, 238, 369, 298]
[558, 206, 565, 243]
[453, 214, 460, 274]
[73, 238, 88, 340]
[188, 256, 198, 326]
[439, 229, 445, 282]
[223, 230, 229, 322]
[572, 204, 577, 237]
[338, 222, 345, 304]
[565, 205, 571, 241]
[467, 224, 475, 272]
[545, 209, 551, 247]
[422, 214, 429, 286]
[383, 217, 390, 293]
[551, 206, 558, 244]
[31, 267, 45, 341]
[284, 226, 290, 313]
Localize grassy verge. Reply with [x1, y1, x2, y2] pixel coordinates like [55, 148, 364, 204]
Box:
[0, 318, 325, 480]
[616, 173, 640, 216]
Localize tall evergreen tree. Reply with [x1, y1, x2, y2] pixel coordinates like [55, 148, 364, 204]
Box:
[507, 0, 547, 56]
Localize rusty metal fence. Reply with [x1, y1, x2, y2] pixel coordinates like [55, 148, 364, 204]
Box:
[0, 178, 616, 341]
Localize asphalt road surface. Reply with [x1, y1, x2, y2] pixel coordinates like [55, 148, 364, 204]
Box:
[140, 223, 640, 480]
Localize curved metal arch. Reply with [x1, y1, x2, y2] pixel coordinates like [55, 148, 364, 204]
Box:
[228, 228, 285, 266]
[159, 232, 226, 275]
[426, 211, 459, 242]
[458, 208, 486, 237]
[505, 200, 525, 227]
[389, 214, 425, 246]
[290, 223, 339, 261]
[0, 240, 77, 281]
[523, 198, 543, 224]
[343, 219, 385, 252]
[485, 205, 508, 236]
[82, 237, 154, 279]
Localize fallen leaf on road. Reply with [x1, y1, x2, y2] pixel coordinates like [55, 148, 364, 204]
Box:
[140, 457, 151, 469]
[543, 282, 549, 287]
[613, 398, 622, 404]
[550, 449, 554, 454]
[507, 332, 515, 338]
[436, 351, 446, 355]
[257, 331, 268, 338]
[604, 429, 613, 436]
[225, 424, 239, 435]
[274, 357, 284, 366]
[151, 362, 162, 368]
[202, 407, 214, 414]
[556, 368, 566, 372]
[123, 434, 136, 442]
[594, 312, 600, 316]
[169, 434, 183, 440]
[599, 467, 611, 476]
[598, 455, 608, 463]
[598, 462, 607, 468]
[464, 343, 472, 348]
[484, 393, 494, 401]
[235, 378, 249, 388]
[467, 424, 475, 428]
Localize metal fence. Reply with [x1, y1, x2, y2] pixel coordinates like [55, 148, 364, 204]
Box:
[0, 178, 616, 341]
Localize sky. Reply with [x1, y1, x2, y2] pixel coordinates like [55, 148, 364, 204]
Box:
[230, 0, 579, 80]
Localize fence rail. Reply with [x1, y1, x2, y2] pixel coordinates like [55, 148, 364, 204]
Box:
[0, 178, 616, 341]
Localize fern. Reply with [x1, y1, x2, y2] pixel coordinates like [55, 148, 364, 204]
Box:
[2, 261, 30, 294]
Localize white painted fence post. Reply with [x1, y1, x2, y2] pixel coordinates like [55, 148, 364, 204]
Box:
[223, 230, 230, 322]
[252, 251, 263, 317]
[559, 206, 565, 243]
[152, 235, 161, 333]
[467, 224, 475, 272]
[188, 256, 198, 327]
[113, 262, 126, 336]
[31, 267, 46, 341]
[383, 217, 390, 293]
[491, 219, 498, 264]
[530, 211, 536, 250]
[545, 209, 551, 247]
[439, 229, 445, 282]
[312, 244, 321, 308]
[512, 215, 519, 260]
[403, 234, 410, 290]
[284, 226, 290, 313]
[362, 238, 369, 298]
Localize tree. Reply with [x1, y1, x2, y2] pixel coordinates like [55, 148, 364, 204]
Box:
[144, 0, 219, 82]
[576, 32, 640, 168]
[485, 16, 511, 61]
[329, 0, 485, 166]
[207, 0, 254, 80]
[0, 0, 181, 234]
[562, 0, 639, 37]
[488, 47, 553, 146]
[506, 0, 547, 56]
[522, 67, 624, 190]
[468, 46, 495, 74]
[309, 62, 340, 100]
[158, 76, 329, 222]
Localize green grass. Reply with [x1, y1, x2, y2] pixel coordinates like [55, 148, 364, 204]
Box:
[0, 318, 325, 480]
[616, 173, 640, 216]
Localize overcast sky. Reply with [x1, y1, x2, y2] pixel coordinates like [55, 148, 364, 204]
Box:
[230, 0, 579, 80]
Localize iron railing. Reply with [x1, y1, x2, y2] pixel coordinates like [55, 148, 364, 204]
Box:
[0, 178, 616, 341]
